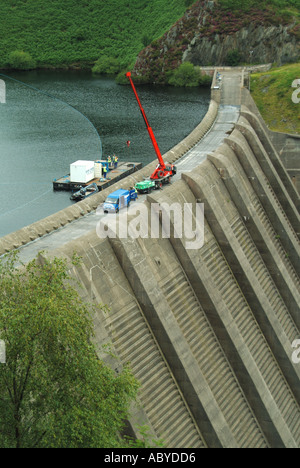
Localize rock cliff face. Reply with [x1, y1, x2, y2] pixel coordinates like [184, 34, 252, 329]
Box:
[133, 0, 299, 84]
[184, 22, 299, 66]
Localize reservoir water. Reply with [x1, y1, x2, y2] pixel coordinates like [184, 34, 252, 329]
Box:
[0, 70, 210, 238]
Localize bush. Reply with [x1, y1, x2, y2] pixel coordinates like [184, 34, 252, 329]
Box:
[198, 72, 213, 86]
[8, 50, 36, 70]
[92, 56, 121, 75]
[168, 62, 200, 87]
[225, 49, 242, 66]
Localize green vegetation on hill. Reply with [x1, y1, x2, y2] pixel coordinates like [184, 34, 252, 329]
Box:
[132, 0, 299, 84]
[0, 0, 187, 70]
[250, 63, 300, 134]
[0, 0, 299, 74]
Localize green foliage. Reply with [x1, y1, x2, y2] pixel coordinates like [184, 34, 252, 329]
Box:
[198, 71, 213, 86]
[92, 56, 121, 75]
[0, 0, 188, 69]
[8, 50, 36, 70]
[168, 62, 200, 87]
[0, 252, 139, 448]
[125, 425, 165, 448]
[250, 62, 300, 134]
[168, 62, 212, 87]
[142, 34, 153, 48]
[225, 49, 242, 66]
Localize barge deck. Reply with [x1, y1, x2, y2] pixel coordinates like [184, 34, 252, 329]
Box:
[53, 161, 142, 192]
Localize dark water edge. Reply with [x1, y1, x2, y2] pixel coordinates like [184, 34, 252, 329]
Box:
[0, 70, 210, 238]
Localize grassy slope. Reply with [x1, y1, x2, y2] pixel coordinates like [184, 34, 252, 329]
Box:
[251, 63, 300, 135]
[0, 0, 187, 68]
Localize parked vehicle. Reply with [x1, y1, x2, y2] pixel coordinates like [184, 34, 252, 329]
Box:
[102, 188, 137, 213]
[135, 179, 156, 194]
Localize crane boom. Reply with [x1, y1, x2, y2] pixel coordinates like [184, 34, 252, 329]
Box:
[126, 72, 165, 170]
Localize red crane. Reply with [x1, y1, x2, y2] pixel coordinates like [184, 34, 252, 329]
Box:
[126, 72, 176, 182]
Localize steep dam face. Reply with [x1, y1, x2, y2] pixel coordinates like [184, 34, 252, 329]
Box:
[1, 70, 300, 448]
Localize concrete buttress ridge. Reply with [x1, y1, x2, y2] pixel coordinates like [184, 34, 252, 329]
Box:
[2, 69, 300, 448]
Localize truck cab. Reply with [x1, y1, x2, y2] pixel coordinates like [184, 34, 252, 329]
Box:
[102, 189, 133, 213]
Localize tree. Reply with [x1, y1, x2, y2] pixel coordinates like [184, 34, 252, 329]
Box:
[225, 49, 242, 66]
[8, 50, 36, 70]
[0, 252, 139, 448]
[168, 62, 200, 87]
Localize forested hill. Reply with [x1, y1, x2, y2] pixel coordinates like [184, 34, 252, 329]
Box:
[0, 0, 299, 72]
[0, 0, 189, 69]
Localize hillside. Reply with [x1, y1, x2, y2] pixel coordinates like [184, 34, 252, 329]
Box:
[250, 63, 300, 134]
[1, 0, 299, 75]
[0, 0, 188, 69]
[133, 0, 300, 83]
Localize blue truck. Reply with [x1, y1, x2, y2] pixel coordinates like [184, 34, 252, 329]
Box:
[102, 188, 137, 213]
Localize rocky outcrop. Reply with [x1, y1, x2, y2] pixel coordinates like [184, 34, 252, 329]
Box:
[133, 0, 299, 84]
[184, 23, 299, 66]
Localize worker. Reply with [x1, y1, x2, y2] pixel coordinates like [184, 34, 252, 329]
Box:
[107, 155, 112, 167]
[103, 165, 108, 179]
[129, 186, 137, 200]
[113, 154, 119, 169]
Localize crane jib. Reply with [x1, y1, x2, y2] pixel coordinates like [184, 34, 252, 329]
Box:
[126, 71, 165, 169]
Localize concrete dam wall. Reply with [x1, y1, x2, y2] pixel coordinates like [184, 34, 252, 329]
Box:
[2, 70, 299, 448]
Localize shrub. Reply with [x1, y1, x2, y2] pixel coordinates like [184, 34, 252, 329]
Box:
[8, 50, 36, 70]
[92, 56, 121, 75]
[168, 61, 200, 87]
[225, 49, 242, 66]
[198, 73, 213, 86]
